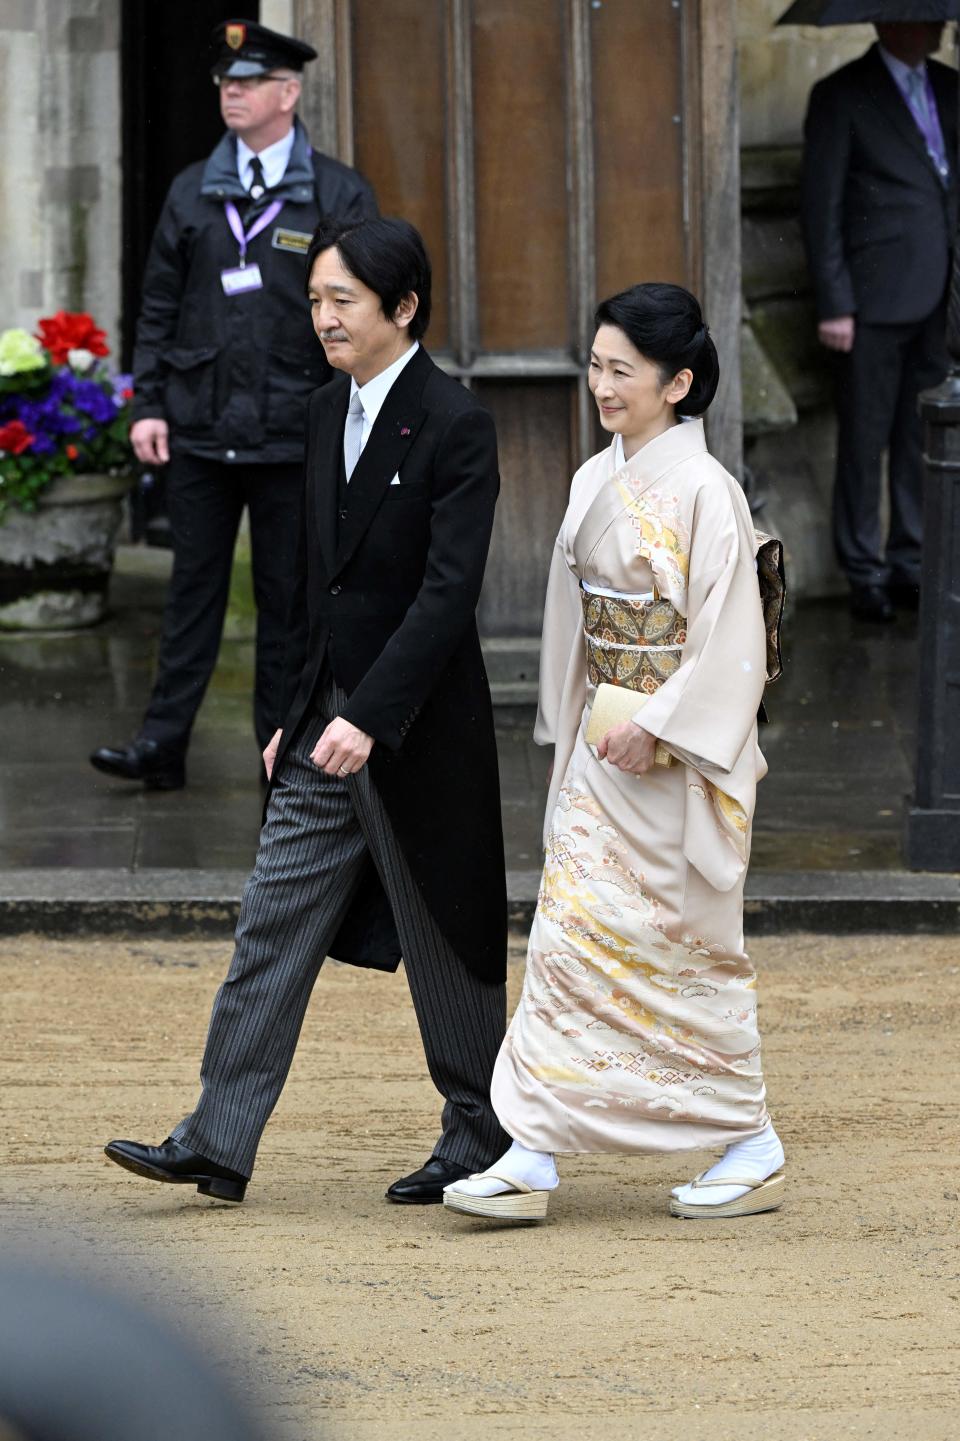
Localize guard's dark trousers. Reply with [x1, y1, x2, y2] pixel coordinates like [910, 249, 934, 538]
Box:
[171, 689, 508, 1179]
[142, 454, 302, 755]
[833, 306, 948, 590]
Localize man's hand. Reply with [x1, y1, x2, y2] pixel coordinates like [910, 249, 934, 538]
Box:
[817, 316, 855, 353]
[311, 717, 374, 777]
[130, 418, 170, 466]
[262, 728, 282, 781]
[597, 721, 657, 776]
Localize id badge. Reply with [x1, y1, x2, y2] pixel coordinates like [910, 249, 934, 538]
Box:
[221, 263, 264, 296]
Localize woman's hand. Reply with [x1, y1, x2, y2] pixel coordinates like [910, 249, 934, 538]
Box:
[597, 721, 657, 775]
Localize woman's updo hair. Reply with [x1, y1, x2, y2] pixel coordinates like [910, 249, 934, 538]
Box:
[593, 282, 720, 416]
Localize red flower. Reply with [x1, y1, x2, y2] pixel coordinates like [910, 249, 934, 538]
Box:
[65, 443, 79, 460]
[35, 311, 109, 366]
[0, 420, 35, 455]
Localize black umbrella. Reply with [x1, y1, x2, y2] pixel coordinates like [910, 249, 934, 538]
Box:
[777, 0, 959, 23]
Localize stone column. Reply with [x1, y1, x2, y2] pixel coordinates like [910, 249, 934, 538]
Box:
[0, 0, 121, 341]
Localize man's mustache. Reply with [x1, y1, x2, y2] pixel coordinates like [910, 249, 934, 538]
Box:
[319, 330, 349, 342]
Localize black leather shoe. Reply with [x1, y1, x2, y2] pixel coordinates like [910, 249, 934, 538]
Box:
[104, 1137, 247, 1202]
[850, 585, 894, 623]
[386, 1156, 474, 1204]
[888, 580, 920, 611]
[90, 738, 186, 790]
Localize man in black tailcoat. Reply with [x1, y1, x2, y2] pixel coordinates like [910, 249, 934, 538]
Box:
[91, 20, 376, 788]
[801, 22, 957, 621]
[105, 216, 509, 1205]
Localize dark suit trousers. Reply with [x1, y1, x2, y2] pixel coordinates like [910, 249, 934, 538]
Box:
[170, 681, 509, 1179]
[141, 454, 302, 754]
[833, 307, 948, 588]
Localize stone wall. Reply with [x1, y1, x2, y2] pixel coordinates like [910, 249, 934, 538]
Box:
[0, 0, 121, 344]
[739, 3, 875, 149]
[742, 145, 846, 599]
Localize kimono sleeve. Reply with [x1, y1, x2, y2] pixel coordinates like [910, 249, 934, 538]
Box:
[534, 535, 583, 746]
[636, 478, 766, 775]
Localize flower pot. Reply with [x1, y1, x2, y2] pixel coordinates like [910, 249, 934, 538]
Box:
[0, 472, 133, 630]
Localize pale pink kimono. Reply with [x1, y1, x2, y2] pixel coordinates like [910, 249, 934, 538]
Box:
[491, 419, 771, 1154]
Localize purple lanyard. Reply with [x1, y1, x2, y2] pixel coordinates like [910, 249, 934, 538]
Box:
[224, 199, 284, 266]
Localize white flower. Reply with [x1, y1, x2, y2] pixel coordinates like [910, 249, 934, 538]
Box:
[66, 348, 96, 373]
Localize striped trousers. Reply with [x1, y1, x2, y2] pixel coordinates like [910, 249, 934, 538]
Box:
[171, 685, 508, 1179]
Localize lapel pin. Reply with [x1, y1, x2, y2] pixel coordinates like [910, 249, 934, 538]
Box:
[400, 426, 411, 437]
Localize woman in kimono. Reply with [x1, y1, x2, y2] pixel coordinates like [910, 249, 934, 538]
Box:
[445, 283, 785, 1223]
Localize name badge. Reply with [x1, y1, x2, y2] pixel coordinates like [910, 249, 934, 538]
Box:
[221, 263, 264, 296]
[271, 227, 312, 254]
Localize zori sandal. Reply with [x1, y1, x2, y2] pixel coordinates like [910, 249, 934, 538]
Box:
[669, 1170, 785, 1220]
[442, 1170, 550, 1222]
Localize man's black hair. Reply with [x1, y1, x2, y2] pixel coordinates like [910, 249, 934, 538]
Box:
[305, 216, 432, 341]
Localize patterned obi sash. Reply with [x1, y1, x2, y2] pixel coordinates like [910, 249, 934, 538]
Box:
[580, 582, 686, 695]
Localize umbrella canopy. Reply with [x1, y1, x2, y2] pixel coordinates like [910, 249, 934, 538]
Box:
[777, 0, 958, 23]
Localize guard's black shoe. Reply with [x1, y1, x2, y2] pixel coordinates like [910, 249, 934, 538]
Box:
[386, 1156, 474, 1204]
[888, 580, 920, 611]
[104, 1137, 247, 1202]
[90, 738, 186, 790]
[850, 585, 894, 623]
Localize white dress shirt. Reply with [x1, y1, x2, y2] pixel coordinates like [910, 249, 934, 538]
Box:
[343, 342, 420, 479]
[236, 126, 296, 191]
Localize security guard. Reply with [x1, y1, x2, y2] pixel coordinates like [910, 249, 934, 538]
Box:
[91, 19, 377, 790]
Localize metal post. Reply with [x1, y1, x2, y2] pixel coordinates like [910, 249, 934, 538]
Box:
[905, 26, 960, 870]
[905, 373, 960, 868]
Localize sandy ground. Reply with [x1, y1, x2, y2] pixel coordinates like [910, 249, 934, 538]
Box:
[1, 932, 958, 1441]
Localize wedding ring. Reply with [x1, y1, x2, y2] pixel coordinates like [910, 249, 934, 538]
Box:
[338, 765, 350, 776]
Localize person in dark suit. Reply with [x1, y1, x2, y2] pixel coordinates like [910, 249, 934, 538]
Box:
[104, 216, 509, 1206]
[91, 20, 376, 790]
[801, 22, 957, 622]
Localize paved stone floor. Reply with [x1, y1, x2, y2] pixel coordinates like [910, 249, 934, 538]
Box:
[0, 545, 921, 874]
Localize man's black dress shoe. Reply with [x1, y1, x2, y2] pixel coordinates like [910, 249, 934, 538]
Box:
[850, 585, 894, 623]
[90, 738, 186, 790]
[104, 1137, 247, 1202]
[386, 1156, 474, 1204]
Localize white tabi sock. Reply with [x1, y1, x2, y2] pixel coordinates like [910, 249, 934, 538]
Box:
[445, 1141, 559, 1198]
[670, 1120, 785, 1207]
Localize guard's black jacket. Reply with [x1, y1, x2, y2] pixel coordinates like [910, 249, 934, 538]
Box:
[131, 119, 377, 463]
[802, 45, 958, 325]
[275, 346, 508, 985]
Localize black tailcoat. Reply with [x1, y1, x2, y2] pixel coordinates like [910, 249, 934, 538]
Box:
[275, 346, 508, 985]
[801, 45, 958, 325]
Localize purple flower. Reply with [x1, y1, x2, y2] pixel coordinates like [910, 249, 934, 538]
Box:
[72, 380, 116, 423]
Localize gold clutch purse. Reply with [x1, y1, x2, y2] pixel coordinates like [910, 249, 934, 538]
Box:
[585, 683, 675, 767]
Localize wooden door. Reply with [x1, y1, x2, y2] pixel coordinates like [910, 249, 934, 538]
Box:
[296, 0, 701, 637]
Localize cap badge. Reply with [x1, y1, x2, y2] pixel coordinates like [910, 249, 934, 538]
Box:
[226, 23, 246, 50]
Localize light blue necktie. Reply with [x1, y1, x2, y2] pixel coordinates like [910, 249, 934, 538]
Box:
[344, 391, 365, 481]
